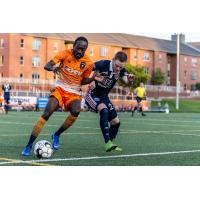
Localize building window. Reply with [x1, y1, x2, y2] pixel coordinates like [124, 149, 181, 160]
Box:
[32, 73, 40, 83]
[191, 69, 198, 80]
[192, 58, 198, 66]
[0, 39, 4, 48]
[100, 47, 108, 57]
[143, 52, 150, 61]
[53, 42, 58, 52]
[167, 64, 170, 82]
[19, 73, 23, 81]
[89, 48, 94, 56]
[184, 84, 187, 91]
[20, 39, 24, 48]
[32, 39, 41, 50]
[32, 56, 41, 67]
[158, 54, 162, 61]
[184, 70, 187, 78]
[20, 56, 24, 65]
[144, 67, 149, 74]
[32, 73, 40, 79]
[184, 57, 188, 64]
[0, 55, 4, 65]
[133, 51, 137, 60]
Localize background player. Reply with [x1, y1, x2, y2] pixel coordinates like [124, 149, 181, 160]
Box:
[22, 36, 101, 156]
[131, 82, 147, 117]
[0, 89, 5, 114]
[2, 80, 12, 114]
[85, 51, 134, 152]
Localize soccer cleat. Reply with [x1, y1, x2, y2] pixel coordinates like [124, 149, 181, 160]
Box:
[115, 146, 123, 151]
[141, 113, 146, 116]
[21, 145, 32, 156]
[52, 133, 60, 150]
[104, 140, 117, 152]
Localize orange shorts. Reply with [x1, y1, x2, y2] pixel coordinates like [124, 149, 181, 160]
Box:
[50, 87, 82, 111]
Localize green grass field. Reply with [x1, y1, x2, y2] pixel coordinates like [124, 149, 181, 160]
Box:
[1, 111, 200, 166]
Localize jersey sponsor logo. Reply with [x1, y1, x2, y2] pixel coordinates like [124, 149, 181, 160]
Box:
[114, 73, 119, 80]
[80, 62, 86, 69]
[63, 66, 82, 76]
[94, 97, 100, 101]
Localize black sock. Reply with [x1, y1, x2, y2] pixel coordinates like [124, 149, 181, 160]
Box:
[110, 123, 120, 141]
[4, 105, 8, 113]
[140, 107, 143, 113]
[54, 126, 65, 137]
[134, 106, 137, 111]
[100, 108, 110, 143]
[26, 135, 37, 147]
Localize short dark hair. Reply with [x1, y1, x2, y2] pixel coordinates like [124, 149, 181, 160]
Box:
[114, 51, 127, 62]
[74, 36, 88, 46]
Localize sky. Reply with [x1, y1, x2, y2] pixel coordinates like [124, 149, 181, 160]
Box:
[135, 33, 200, 42]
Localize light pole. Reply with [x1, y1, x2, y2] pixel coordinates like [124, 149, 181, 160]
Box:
[176, 34, 180, 110]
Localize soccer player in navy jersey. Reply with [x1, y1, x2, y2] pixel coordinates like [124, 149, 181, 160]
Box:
[85, 51, 134, 152]
[2, 80, 12, 114]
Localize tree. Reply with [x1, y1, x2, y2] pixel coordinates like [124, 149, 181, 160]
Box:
[151, 68, 165, 85]
[151, 68, 165, 99]
[118, 63, 151, 90]
[195, 83, 200, 90]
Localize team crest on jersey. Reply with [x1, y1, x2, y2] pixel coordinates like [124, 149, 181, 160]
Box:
[80, 62, 86, 69]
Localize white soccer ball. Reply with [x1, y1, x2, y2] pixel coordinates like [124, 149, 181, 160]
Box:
[34, 140, 53, 159]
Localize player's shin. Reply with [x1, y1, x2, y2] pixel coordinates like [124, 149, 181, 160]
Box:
[109, 122, 120, 141]
[54, 114, 78, 137]
[100, 108, 110, 143]
[26, 117, 46, 147]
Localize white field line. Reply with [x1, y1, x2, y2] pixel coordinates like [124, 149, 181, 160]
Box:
[1, 149, 200, 165]
[0, 120, 200, 129]
[2, 113, 200, 124]
[0, 123, 200, 137]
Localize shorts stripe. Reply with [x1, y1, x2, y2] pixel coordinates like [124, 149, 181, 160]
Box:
[85, 93, 97, 110]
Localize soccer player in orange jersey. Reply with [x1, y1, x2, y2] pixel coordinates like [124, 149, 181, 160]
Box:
[0, 89, 5, 114]
[22, 36, 100, 156]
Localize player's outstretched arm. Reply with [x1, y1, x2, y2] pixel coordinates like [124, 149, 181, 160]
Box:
[44, 60, 60, 74]
[81, 71, 105, 85]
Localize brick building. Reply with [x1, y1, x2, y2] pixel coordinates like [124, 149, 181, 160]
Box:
[0, 33, 200, 92]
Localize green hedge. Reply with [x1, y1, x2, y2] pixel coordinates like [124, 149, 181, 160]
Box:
[151, 99, 200, 113]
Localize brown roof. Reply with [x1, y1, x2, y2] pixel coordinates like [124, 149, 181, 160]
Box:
[22, 33, 200, 56]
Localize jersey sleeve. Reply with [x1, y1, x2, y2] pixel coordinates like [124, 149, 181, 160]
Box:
[52, 51, 66, 64]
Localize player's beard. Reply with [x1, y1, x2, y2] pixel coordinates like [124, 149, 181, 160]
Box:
[74, 52, 84, 59]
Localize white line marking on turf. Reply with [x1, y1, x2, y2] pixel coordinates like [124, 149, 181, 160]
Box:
[1, 129, 200, 137]
[1, 120, 200, 129]
[1, 149, 200, 165]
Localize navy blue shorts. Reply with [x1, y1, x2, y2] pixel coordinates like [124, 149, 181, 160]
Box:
[85, 92, 117, 121]
[4, 98, 10, 104]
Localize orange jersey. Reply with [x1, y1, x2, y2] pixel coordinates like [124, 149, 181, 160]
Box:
[52, 49, 93, 95]
[0, 91, 3, 103]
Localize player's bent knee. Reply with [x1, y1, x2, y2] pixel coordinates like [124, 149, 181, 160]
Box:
[110, 117, 120, 125]
[42, 112, 51, 121]
[71, 109, 80, 117]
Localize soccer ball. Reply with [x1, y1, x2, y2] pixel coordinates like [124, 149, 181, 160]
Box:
[34, 140, 53, 159]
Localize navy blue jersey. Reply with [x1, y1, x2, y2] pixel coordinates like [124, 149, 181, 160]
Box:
[92, 60, 128, 97]
[2, 84, 11, 99]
